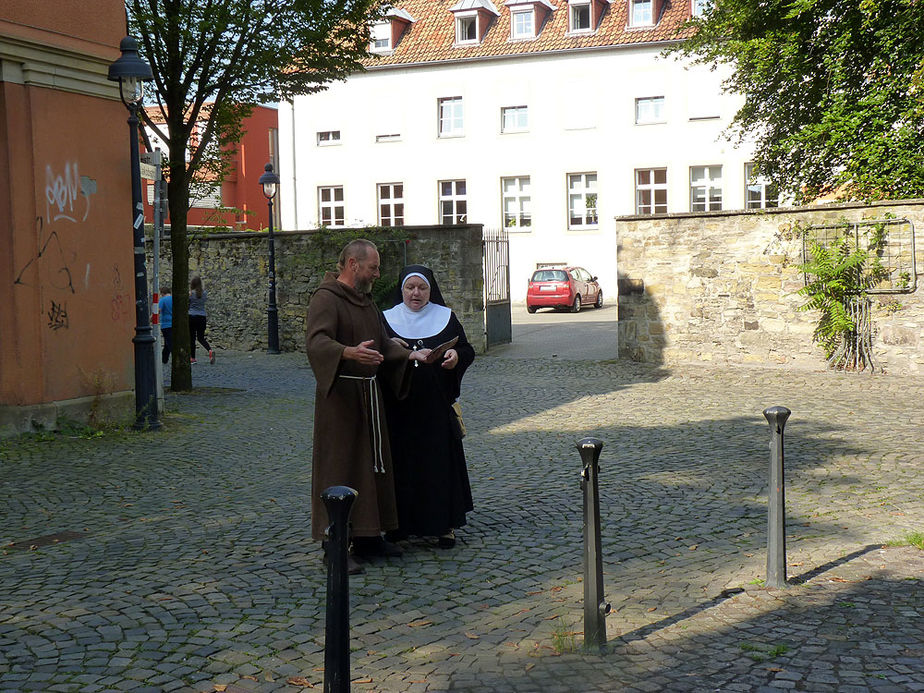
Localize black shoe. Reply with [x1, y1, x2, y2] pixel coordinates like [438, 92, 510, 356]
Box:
[352, 536, 403, 558]
[384, 528, 409, 543]
[438, 530, 456, 549]
[321, 541, 365, 575]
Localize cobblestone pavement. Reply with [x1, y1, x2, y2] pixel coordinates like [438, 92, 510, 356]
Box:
[1, 317, 922, 692]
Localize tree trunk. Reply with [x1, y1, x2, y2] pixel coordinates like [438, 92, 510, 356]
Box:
[168, 159, 193, 391]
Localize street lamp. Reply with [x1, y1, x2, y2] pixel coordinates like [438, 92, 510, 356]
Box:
[259, 162, 281, 354]
[108, 36, 161, 430]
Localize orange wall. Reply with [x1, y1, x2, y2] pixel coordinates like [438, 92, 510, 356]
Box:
[1, 2, 134, 411]
[0, 1, 125, 50]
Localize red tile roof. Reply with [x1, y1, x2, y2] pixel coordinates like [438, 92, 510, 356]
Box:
[362, 0, 695, 68]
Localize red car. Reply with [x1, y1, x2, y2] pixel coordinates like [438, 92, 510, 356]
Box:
[526, 266, 603, 313]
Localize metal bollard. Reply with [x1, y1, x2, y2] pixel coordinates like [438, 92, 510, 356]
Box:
[763, 407, 791, 588]
[322, 485, 357, 693]
[577, 437, 610, 650]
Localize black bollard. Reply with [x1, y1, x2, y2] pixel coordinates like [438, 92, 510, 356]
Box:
[322, 485, 357, 693]
[577, 437, 610, 650]
[763, 407, 791, 588]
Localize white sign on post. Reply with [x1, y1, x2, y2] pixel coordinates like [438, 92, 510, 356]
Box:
[139, 162, 158, 180]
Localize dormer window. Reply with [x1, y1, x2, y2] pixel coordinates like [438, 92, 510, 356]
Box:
[456, 13, 479, 43]
[371, 22, 392, 51]
[449, 0, 500, 46]
[570, 1, 591, 31]
[631, 0, 653, 25]
[512, 8, 534, 38]
[369, 8, 415, 54]
[507, 0, 555, 40]
[692, 0, 710, 16]
[568, 0, 607, 33]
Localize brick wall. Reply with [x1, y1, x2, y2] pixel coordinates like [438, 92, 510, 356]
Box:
[150, 225, 486, 354]
[616, 200, 924, 375]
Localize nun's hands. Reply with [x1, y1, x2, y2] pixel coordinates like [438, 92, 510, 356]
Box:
[441, 348, 459, 369]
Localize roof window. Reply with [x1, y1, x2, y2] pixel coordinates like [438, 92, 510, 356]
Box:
[449, 0, 500, 45]
[369, 7, 416, 54]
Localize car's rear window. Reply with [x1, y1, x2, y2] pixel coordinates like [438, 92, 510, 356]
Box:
[531, 270, 568, 282]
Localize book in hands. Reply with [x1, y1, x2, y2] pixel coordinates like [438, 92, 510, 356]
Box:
[422, 336, 459, 364]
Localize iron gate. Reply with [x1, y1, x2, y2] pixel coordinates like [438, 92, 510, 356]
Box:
[483, 228, 511, 348]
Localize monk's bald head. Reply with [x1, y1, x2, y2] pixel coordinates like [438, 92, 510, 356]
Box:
[337, 239, 380, 293]
[338, 239, 378, 272]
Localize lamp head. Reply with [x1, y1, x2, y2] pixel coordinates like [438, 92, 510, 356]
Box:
[259, 162, 280, 200]
[108, 36, 153, 107]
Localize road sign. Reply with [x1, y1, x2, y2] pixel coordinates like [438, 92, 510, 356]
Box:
[139, 162, 158, 180]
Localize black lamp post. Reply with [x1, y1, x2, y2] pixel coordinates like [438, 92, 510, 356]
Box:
[259, 162, 281, 354]
[108, 36, 161, 430]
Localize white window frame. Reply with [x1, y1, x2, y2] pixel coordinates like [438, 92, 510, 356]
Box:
[455, 12, 478, 44]
[439, 180, 467, 225]
[370, 22, 391, 52]
[631, 0, 654, 26]
[511, 8, 535, 39]
[690, 165, 723, 212]
[635, 96, 665, 124]
[438, 97, 464, 138]
[569, 1, 592, 32]
[744, 163, 779, 210]
[190, 182, 222, 209]
[502, 176, 532, 231]
[318, 185, 345, 227]
[377, 183, 405, 226]
[567, 172, 598, 229]
[316, 130, 341, 146]
[501, 105, 529, 133]
[635, 168, 668, 215]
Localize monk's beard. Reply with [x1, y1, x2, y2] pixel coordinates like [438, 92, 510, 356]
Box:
[354, 279, 373, 294]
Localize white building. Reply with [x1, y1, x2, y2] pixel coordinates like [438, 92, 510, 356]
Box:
[278, 0, 777, 301]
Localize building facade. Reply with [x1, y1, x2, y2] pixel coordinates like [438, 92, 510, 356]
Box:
[278, 0, 776, 301]
[143, 104, 280, 230]
[1, 1, 138, 434]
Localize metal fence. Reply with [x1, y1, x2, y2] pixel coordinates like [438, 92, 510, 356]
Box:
[802, 218, 917, 294]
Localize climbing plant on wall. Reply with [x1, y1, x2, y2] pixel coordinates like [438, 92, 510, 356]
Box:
[796, 220, 893, 371]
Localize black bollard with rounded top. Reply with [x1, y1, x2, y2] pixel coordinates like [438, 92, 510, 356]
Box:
[322, 485, 357, 693]
[763, 407, 791, 588]
[577, 437, 610, 650]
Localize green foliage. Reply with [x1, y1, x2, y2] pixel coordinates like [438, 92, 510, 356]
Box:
[739, 642, 790, 662]
[796, 220, 892, 360]
[550, 617, 577, 654]
[797, 238, 869, 357]
[128, 0, 387, 390]
[887, 531, 924, 550]
[671, 0, 924, 203]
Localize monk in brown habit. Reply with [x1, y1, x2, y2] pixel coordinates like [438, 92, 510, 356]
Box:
[305, 239, 430, 573]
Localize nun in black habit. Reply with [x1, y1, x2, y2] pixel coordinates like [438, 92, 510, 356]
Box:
[381, 265, 475, 548]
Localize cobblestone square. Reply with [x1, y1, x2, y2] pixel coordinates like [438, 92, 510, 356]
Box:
[1, 314, 922, 692]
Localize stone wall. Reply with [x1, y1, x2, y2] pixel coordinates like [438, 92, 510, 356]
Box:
[150, 225, 486, 354]
[616, 200, 924, 375]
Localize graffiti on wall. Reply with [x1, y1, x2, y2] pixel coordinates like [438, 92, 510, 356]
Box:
[14, 161, 102, 331]
[45, 161, 95, 223]
[110, 264, 131, 323]
[14, 216, 75, 294]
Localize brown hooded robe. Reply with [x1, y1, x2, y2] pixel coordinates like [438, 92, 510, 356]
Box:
[305, 272, 412, 540]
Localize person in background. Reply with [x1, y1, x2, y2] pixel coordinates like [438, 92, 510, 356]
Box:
[188, 275, 214, 364]
[158, 285, 173, 365]
[381, 265, 475, 549]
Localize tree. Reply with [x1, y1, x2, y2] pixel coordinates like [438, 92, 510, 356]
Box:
[671, 0, 924, 204]
[128, 0, 385, 390]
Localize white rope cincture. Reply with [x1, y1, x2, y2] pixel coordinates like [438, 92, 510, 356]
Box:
[339, 374, 385, 473]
